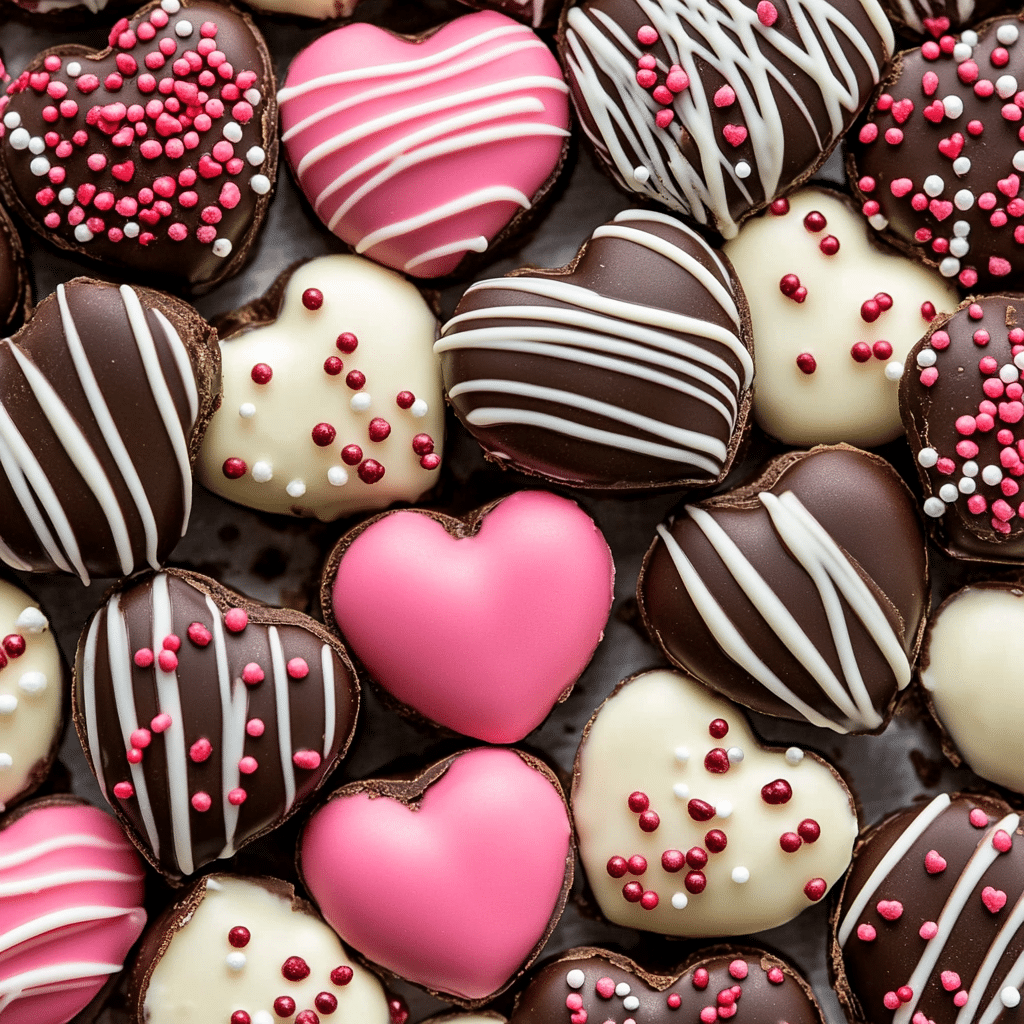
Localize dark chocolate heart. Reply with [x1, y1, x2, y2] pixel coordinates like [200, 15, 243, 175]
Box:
[0, 277, 218, 584]
[73, 568, 360, 882]
[638, 445, 929, 733]
[0, 0, 276, 292]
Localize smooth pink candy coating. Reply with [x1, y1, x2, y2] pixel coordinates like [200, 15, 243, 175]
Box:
[0, 802, 147, 1024]
[278, 11, 570, 278]
[331, 490, 614, 742]
[300, 747, 571, 1001]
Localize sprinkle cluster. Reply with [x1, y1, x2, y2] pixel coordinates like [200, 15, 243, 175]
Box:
[0, 606, 50, 773]
[631, 24, 690, 132]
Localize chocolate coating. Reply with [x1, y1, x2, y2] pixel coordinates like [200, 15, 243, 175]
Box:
[901, 295, 1024, 562]
[438, 209, 754, 490]
[833, 792, 1024, 1024]
[559, 0, 893, 239]
[848, 15, 1024, 292]
[510, 947, 824, 1024]
[0, 0, 277, 293]
[0, 201, 31, 334]
[72, 568, 359, 882]
[880, 0, 1004, 38]
[638, 445, 930, 733]
[0, 277, 218, 583]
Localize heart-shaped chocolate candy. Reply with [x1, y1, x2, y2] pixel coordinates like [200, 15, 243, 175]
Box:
[833, 792, 1024, 1024]
[73, 568, 359, 882]
[324, 490, 614, 743]
[849, 15, 1024, 291]
[0, 0, 276, 292]
[299, 747, 573, 1005]
[509, 946, 824, 1024]
[0, 278, 218, 584]
[278, 10, 569, 279]
[573, 669, 857, 937]
[437, 209, 754, 490]
[639, 445, 929, 733]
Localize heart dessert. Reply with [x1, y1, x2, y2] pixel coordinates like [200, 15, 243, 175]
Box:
[559, 0, 893, 239]
[324, 489, 614, 743]
[197, 254, 444, 522]
[0, 795, 148, 1024]
[508, 946, 825, 1024]
[849, 14, 1024, 292]
[299, 746, 574, 1005]
[901, 295, 1024, 562]
[131, 874, 394, 1024]
[573, 669, 858, 937]
[73, 568, 359, 882]
[0, 202, 30, 334]
[638, 444, 929, 733]
[832, 791, 1024, 1024]
[278, 10, 570, 279]
[0, 277, 219, 585]
[437, 208, 754, 490]
[0, 0, 277, 292]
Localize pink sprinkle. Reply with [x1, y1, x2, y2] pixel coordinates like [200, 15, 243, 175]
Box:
[936, 457, 956, 475]
[162, 634, 181, 652]
[701, 1009, 718, 1023]
[968, 495, 988, 515]
[884, 994, 901, 1011]
[188, 622, 212, 647]
[228, 788, 247, 806]
[656, 109, 675, 129]
[666, 66, 689, 92]
[859, 123, 878, 144]
[596, 978, 615, 999]
[885, 127, 904, 145]
[133, 647, 154, 668]
[920, 921, 939, 939]
[191, 791, 212, 812]
[956, 415, 977, 435]
[287, 657, 309, 680]
[293, 749, 322, 770]
[246, 718, 265, 737]
[955, 993, 969, 1008]
[977, 413, 996, 432]
[714, 85, 736, 107]
[728, 961, 748, 980]
[126, 747, 142, 764]
[991, 256, 1014, 277]
[637, 24, 659, 45]
[931, 330, 950, 349]
[242, 663, 264, 686]
[190, 738, 212, 762]
[941, 972, 961, 992]
[920, 367, 939, 386]
[158, 649, 178, 672]
[225, 607, 248, 632]
[113, 781, 134, 800]
[857, 923, 877, 941]
[756, 0, 778, 24]
[130, 727, 151, 749]
[151, 713, 172, 733]
[239, 756, 258, 775]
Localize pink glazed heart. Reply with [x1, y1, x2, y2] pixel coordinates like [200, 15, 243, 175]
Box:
[299, 746, 573, 1004]
[277, 10, 570, 278]
[326, 489, 614, 743]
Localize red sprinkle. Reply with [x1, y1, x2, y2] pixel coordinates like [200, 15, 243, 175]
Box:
[761, 779, 793, 804]
[302, 288, 324, 311]
[796, 352, 817, 375]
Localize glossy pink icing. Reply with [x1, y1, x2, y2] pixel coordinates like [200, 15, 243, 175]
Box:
[278, 11, 570, 278]
[0, 800, 147, 1024]
[330, 490, 614, 742]
[300, 747, 571, 1001]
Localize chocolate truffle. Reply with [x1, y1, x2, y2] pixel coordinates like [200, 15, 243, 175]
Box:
[638, 445, 930, 733]
[0, 202, 30, 334]
[437, 208, 754, 490]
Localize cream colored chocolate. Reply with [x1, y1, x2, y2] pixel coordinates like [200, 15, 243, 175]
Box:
[723, 188, 957, 447]
[921, 584, 1024, 793]
[573, 669, 858, 937]
[0, 579, 63, 811]
[197, 256, 443, 521]
[139, 875, 391, 1024]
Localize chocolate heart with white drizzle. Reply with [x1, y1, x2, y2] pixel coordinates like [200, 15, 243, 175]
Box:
[0, 278, 218, 584]
[638, 445, 929, 733]
[0, 0, 276, 293]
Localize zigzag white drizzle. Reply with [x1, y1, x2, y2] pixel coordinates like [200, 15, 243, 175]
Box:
[436, 209, 751, 475]
[656, 488, 910, 732]
[563, 0, 893, 237]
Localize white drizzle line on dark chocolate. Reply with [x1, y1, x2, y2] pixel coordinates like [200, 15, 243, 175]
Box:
[656, 490, 910, 732]
[563, 0, 893, 238]
[959, 887, 1024, 1024]
[437, 210, 751, 474]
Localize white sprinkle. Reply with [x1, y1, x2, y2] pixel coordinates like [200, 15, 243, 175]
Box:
[253, 1014, 273, 1024]
[923, 496, 947, 517]
[953, 42, 973, 61]
[0, 695, 17, 714]
[161, 0, 180, 11]
[2, 112, 20, 129]
[239, 403, 256, 418]
[727, 747, 744, 763]
[245, 88, 262, 106]
[74, 224, 93, 242]
[225, 952, 246, 971]
[1001, 363, 1020, 383]
[716, 800, 733, 819]
[633, 166, 650, 183]
[732, 866, 750, 883]
[735, 161, 751, 179]
[961, 29, 978, 44]
[8, 128, 29, 151]
[963, 461, 979, 477]
[28, 136, 45, 155]
[885, 361, 904, 382]
[624, 997, 640, 1011]
[672, 782, 690, 799]
[998, 24, 1020, 45]
[924, 174, 945, 197]
[1016, 351, 1024, 371]
[566, 969, 585, 989]
[983, 465, 1004, 485]
[327, 466, 348, 486]
[66, 61, 82, 77]
[943, 95, 964, 118]
[998, 76, 1019, 99]
[939, 256, 961, 277]
[950, 237, 970, 258]
[205, 878, 223, 891]
[939, 483, 959, 502]
[616, 984, 631, 998]
[952, 158, 971, 178]
[785, 746, 804, 764]
[953, 219, 971, 237]
[252, 461, 273, 483]
[223, 122, 243, 142]
[671, 892, 688, 909]
[0, 753, 12, 769]
[15, 607, 47, 634]
[29, 157, 50, 177]
[246, 146, 266, 166]
[249, 174, 271, 195]
[917, 349, 938, 367]
[868, 214, 888, 230]
[410, 398, 429, 417]
[174, 18, 193, 35]
[918, 447, 939, 468]
[351, 393, 372, 412]
[285, 479, 306, 498]
[959, 477, 976, 494]
[212, 238, 232, 258]
[954, 189, 974, 211]
[124, 222, 140, 238]
[18, 672, 47, 694]
[1003, 988, 1021, 1009]
[674, 745, 690, 763]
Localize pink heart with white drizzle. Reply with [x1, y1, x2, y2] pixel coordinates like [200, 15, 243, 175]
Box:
[278, 10, 570, 279]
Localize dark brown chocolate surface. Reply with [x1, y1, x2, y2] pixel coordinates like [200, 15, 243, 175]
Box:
[880, 0, 1004, 38]
[72, 568, 359, 882]
[453, 0, 558, 27]
[0, 0, 277, 293]
[0, 199, 30, 332]
[638, 445, 929, 733]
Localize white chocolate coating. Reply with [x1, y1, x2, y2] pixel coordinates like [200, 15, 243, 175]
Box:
[198, 256, 443, 522]
[143, 876, 391, 1024]
[921, 586, 1024, 794]
[723, 188, 958, 446]
[0, 580, 62, 811]
[573, 669, 858, 937]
